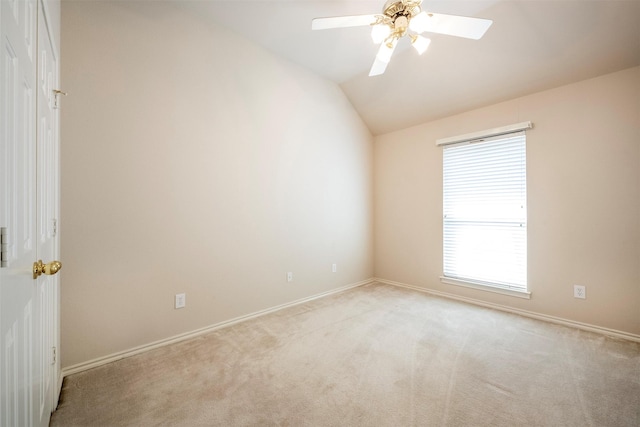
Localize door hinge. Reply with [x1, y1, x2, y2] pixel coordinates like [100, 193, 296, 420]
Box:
[1, 227, 8, 268]
[51, 347, 57, 365]
[51, 219, 58, 237]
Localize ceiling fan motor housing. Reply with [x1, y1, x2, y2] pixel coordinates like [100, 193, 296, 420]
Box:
[383, 0, 422, 20]
[382, 0, 422, 37]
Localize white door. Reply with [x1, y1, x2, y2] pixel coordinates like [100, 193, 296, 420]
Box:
[34, 0, 60, 423]
[0, 0, 60, 426]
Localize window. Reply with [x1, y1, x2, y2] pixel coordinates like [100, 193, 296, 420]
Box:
[439, 124, 530, 297]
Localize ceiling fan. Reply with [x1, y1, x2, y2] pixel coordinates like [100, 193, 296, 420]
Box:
[312, 0, 493, 76]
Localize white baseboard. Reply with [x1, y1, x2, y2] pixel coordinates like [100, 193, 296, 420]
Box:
[375, 277, 640, 343]
[61, 276, 638, 380]
[61, 278, 376, 378]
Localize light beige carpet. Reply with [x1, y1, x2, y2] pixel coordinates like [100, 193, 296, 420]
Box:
[51, 283, 639, 426]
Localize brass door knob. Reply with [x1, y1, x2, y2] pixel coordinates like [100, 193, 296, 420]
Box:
[33, 260, 62, 279]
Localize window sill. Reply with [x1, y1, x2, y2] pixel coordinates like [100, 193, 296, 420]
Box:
[440, 276, 531, 299]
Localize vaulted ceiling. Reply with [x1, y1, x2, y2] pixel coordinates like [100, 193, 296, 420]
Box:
[182, 1, 640, 135]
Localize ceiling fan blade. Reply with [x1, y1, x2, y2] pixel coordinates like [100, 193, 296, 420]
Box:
[312, 14, 378, 30]
[419, 12, 492, 40]
[369, 40, 398, 77]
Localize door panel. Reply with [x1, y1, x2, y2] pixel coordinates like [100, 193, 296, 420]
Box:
[1, 0, 38, 425]
[0, 1, 59, 426]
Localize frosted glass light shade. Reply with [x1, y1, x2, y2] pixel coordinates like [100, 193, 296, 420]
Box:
[412, 35, 431, 55]
[409, 11, 429, 33]
[371, 24, 391, 44]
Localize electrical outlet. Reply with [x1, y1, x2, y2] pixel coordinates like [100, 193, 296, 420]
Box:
[573, 285, 586, 299]
[332, 263, 337, 273]
[287, 272, 293, 282]
[175, 293, 186, 309]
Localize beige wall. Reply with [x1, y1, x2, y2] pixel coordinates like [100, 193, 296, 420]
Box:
[60, 1, 373, 368]
[375, 66, 640, 335]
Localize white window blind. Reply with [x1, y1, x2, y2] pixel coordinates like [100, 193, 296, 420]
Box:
[443, 131, 527, 292]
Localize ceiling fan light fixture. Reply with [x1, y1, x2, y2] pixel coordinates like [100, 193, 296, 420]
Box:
[409, 11, 429, 33]
[411, 35, 431, 55]
[371, 23, 391, 44]
[313, 0, 493, 77]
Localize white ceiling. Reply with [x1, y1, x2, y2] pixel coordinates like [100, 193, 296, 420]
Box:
[182, 0, 640, 135]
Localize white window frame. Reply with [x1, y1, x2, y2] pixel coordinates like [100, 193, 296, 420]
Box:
[437, 122, 532, 299]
